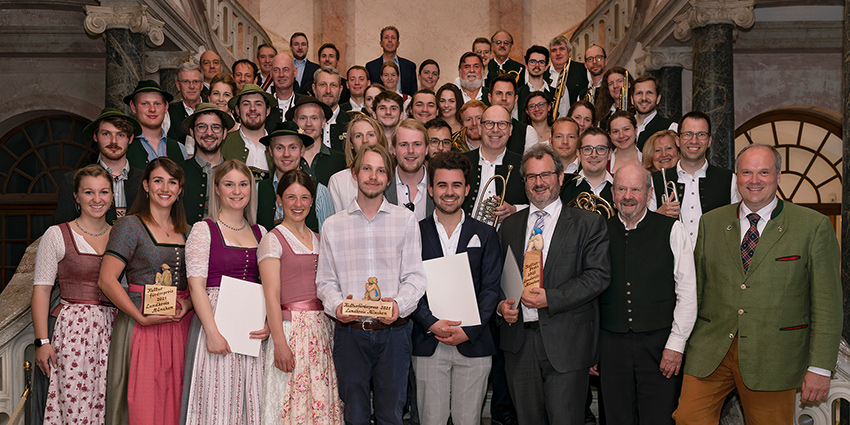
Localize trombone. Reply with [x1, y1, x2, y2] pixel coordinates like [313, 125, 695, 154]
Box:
[473, 165, 513, 227]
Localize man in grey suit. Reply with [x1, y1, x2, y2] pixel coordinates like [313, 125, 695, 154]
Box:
[497, 143, 611, 424]
[385, 118, 434, 218]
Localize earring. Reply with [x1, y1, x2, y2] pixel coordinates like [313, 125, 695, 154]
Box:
[75, 202, 80, 213]
[145, 191, 149, 198]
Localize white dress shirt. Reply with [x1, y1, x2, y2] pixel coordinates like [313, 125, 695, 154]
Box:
[472, 150, 505, 215]
[649, 160, 741, 245]
[328, 168, 359, 213]
[636, 110, 678, 140]
[394, 166, 428, 221]
[316, 199, 427, 318]
[322, 105, 341, 149]
[434, 211, 465, 256]
[239, 128, 269, 171]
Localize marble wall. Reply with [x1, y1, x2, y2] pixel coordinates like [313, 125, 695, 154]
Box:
[253, 0, 586, 86]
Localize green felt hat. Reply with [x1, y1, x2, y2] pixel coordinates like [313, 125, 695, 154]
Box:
[227, 84, 277, 111]
[83, 108, 142, 137]
[123, 80, 174, 105]
[181, 103, 236, 134]
[259, 120, 314, 147]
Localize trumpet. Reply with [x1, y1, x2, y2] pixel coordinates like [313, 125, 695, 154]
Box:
[618, 70, 630, 111]
[568, 192, 614, 218]
[473, 165, 513, 227]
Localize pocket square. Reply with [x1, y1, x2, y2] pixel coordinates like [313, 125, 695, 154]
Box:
[775, 255, 801, 261]
[467, 235, 482, 248]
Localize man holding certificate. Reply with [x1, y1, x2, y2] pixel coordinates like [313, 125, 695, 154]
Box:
[316, 143, 427, 425]
[497, 143, 611, 424]
[411, 152, 502, 425]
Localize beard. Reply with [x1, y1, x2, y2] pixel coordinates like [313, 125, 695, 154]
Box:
[459, 74, 484, 91]
[195, 137, 222, 155]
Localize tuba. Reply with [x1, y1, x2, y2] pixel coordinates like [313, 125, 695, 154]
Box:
[473, 165, 513, 227]
[618, 70, 630, 111]
[568, 192, 614, 218]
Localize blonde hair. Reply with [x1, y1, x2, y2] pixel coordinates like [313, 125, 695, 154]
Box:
[641, 129, 679, 172]
[344, 114, 388, 166]
[206, 160, 258, 225]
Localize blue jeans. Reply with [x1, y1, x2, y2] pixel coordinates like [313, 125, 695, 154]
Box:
[334, 324, 411, 425]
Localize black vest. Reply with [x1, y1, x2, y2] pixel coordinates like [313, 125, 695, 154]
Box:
[181, 158, 213, 225]
[601, 212, 677, 333]
[461, 149, 527, 216]
[636, 114, 675, 151]
[506, 119, 529, 156]
[652, 164, 733, 214]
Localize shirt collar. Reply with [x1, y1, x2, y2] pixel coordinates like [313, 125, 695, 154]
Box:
[294, 58, 306, 66]
[97, 155, 130, 180]
[194, 154, 222, 171]
[348, 196, 393, 216]
[434, 210, 465, 229]
[677, 158, 709, 178]
[529, 197, 562, 218]
[479, 149, 506, 166]
[394, 165, 427, 188]
[739, 196, 778, 221]
[618, 208, 648, 230]
[577, 169, 613, 185]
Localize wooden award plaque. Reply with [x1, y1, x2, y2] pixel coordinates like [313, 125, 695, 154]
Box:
[341, 276, 393, 318]
[522, 250, 542, 298]
[143, 263, 177, 315]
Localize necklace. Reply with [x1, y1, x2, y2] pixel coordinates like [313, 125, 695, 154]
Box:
[152, 220, 171, 237]
[218, 218, 247, 231]
[282, 222, 311, 240]
[74, 218, 110, 237]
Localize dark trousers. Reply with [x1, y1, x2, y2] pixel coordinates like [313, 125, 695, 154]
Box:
[504, 327, 588, 425]
[334, 324, 411, 425]
[489, 319, 517, 422]
[599, 328, 681, 425]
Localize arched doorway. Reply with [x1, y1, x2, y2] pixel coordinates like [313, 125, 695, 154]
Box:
[734, 106, 842, 237]
[0, 112, 94, 289]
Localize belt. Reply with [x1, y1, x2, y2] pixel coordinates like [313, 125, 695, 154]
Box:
[333, 316, 409, 331]
[524, 321, 540, 330]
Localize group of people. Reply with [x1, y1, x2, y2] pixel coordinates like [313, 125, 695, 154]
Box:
[30, 23, 842, 425]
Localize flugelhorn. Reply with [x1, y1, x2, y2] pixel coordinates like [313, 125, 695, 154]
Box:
[661, 168, 679, 204]
[618, 70, 630, 111]
[568, 192, 614, 218]
[473, 165, 513, 227]
[497, 68, 521, 84]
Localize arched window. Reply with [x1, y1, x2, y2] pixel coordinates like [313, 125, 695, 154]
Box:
[0, 113, 94, 289]
[734, 107, 842, 221]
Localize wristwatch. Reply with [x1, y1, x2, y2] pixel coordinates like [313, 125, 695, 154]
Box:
[34, 338, 50, 347]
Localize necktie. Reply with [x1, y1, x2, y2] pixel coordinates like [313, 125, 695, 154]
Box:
[533, 210, 547, 231]
[741, 213, 760, 272]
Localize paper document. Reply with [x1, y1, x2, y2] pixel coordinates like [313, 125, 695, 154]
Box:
[214, 276, 267, 357]
[423, 253, 481, 326]
[501, 249, 524, 310]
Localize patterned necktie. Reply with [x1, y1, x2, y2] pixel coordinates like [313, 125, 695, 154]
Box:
[526, 210, 548, 252]
[533, 210, 547, 231]
[741, 213, 760, 272]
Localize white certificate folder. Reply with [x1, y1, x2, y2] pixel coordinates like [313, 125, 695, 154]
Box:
[214, 276, 267, 357]
[423, 252, 481, 326]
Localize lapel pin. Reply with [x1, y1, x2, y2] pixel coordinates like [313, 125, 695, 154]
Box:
[777, 226, 783, 232]
[726, 225, 732, 231]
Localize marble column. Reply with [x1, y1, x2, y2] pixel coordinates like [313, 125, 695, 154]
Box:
[841, 0, 850, 344]
[144, 51, 194, 99]
[673, 0, 754, 169]
[652, 67, 683, 121]
[636, 46, 692, 123]
[84, 4, 165, 112]
[692, 23, 734, 168]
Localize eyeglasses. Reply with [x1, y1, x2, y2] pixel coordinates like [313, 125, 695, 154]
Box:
[523, 171, 557, 182]
[482, 120, 510, 130]
[586, 55, 606, 63]
[195, 123, 223, 133]
[429, 138, 452, 147]
[527, 101, 549, 110]
[528, 59, 547, 66]
[493, 40, 512, 46]
[179, 79, 202, 86]
[680, 131, 709, 141]
[579, 145, 610, 156]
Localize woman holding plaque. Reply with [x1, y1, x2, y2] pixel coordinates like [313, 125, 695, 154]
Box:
[98, 157, 194, 425]
[180, 160, 268, 424]
[32, 165, 115, 423]
[258, 169, 342, 424]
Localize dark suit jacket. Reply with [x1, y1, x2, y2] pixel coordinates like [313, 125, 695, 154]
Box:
[636, 114, 675, 151]
[296, 60, 321, 95]
[167, 101, 190, 145]
[366, 56, 418, 96]
[328, 108, 352, 152]
[498, 205, 611, 373]
[412, 215, 502, 357]
[384, 170, 435, 217]
[54, 165, 144, 225]
[265, 93, 304, 134]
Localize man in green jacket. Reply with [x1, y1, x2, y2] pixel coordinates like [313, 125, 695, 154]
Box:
[673, 144, 842, 424]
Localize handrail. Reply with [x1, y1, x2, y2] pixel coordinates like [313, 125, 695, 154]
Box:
[205, 0, 271, 62]
[570, 0, 635, 62]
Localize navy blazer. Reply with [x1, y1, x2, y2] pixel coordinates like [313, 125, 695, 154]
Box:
[365, 56, 418, 96]
[411, 215, 502, 357]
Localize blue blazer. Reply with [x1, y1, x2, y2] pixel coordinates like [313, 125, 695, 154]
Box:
[411, 215, 502, 357]
[366, 56, 418, 96]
